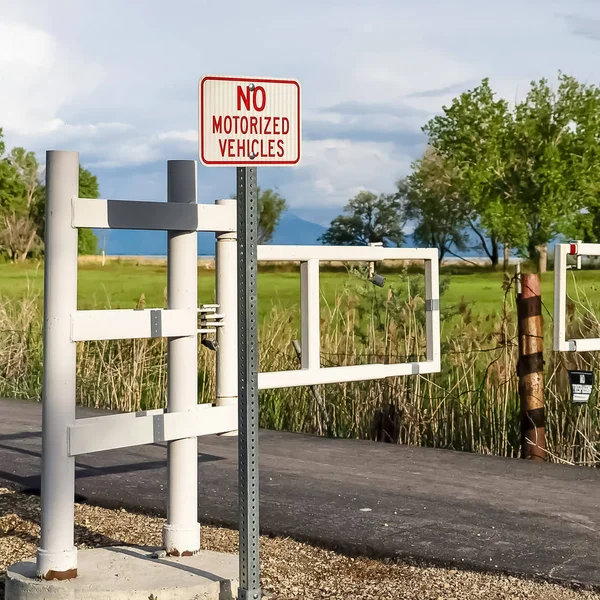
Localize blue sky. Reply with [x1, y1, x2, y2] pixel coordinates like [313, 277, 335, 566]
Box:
[2, 0, 600, 226]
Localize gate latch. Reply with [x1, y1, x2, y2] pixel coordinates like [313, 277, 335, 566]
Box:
[198, 304, 224, 351]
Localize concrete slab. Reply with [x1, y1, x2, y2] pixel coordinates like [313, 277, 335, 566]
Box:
[5, 546, 238, 600]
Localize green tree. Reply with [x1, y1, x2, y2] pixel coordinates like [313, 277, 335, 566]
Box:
[508, 75, 600, 270]
[400, 147, 468, 262]
[77, 166, 99, 255]
[423, 79, 523, 267]
[423, 74, 600, 272]
[36, 165, 100, 255]
[9, 147, 40, 210]
[0, 133, 37, 261]
[232, 187, 287, 243]
[0, 130, 27, 218]
[320, 191, 406, 247]
[257, 187, 286, 243]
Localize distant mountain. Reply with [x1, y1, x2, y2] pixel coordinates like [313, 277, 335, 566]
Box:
[96, 211, 327, 256]
[270, 213, 326, 245]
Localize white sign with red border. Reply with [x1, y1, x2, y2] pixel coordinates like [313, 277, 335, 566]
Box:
[199, 75, 301, 167]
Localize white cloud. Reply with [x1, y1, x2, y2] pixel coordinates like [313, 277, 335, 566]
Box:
[2, 0, 600, 225]
[281, 139, 414, 211]
[0, 21, 103, 139]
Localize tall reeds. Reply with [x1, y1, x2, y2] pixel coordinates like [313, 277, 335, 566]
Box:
[0, 271, 597, 466]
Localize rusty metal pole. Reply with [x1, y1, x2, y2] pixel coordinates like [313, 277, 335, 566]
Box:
[516, 272, 546, 461]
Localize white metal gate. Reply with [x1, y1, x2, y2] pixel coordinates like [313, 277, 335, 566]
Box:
[36, 150, 442, 583]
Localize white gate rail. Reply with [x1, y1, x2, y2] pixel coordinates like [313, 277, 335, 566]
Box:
[257, 245, 441, 389]
[554, 242, 600, 352]
[37, 150, 442, 582]
[37, 152, 238, 579]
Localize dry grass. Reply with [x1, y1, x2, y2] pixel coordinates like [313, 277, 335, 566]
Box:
[0, 272, 598, 466]
[0, 487, 598, 600]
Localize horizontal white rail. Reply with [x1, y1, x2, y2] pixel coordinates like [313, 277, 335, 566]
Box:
[569, 242, 600, 257]
[71, 308, 195, 341]
[71, 198, 236, 232]
[257, 244, 441, 388]
[258, 245, 438, 262]
[68, 404, 236, 456]
[258, 360, 440, 389]
[565, 338, 600, 352]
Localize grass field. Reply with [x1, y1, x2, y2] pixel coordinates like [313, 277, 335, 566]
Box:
[1, 259, 599, 327]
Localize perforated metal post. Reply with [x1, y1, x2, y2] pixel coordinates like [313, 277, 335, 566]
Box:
[37, 151, 79, 580]
[237, 167, 261, 600]
[163, 160, 201, 556]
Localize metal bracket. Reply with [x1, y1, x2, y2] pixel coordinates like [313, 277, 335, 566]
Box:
[198, 304, 225, 334]
[198, 304, 224, 351]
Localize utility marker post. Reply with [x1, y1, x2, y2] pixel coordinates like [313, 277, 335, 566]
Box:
[516, 272, 546, 461]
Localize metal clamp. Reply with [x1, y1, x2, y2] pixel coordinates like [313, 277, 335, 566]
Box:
[198, 304, 224, 351]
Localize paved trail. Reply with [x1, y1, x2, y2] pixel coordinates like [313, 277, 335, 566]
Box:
[0, 398, 598, 588]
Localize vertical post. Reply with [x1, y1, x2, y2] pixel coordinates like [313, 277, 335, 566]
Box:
[37, 151, 79, 580]
[163, 160, 201, 556]
[237, 167, 261, 600]
[215, 199, 238, 411]
[300, 259, 320, 371]
[425, 256, 441, 368]
[516, 273, 546, 461]
[553, 246, 567, 351]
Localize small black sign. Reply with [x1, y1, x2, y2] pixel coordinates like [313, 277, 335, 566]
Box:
[568, 370, 594, 403]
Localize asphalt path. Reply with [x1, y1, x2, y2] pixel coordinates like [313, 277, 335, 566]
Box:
[0, 398, 598, 588]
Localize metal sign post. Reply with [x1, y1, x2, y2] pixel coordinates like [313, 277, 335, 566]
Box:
[199, 74, 301, 600]
[236, 166, 261, 599]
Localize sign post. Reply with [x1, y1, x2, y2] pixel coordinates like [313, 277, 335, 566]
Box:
[236, 166, 260, 599]
[200, 74, 301, 600]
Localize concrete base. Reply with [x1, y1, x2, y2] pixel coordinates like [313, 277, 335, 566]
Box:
[5, 546, 238, 600]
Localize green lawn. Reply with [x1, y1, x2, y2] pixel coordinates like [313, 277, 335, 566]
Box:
[1, 260, 599, 325]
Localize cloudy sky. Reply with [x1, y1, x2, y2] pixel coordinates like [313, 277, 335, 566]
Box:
[1, 0, 600, 225]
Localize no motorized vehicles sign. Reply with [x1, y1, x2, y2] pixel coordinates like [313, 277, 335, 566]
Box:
[199, 75, 301, 167]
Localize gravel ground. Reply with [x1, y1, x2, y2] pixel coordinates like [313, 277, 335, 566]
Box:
[0, 487, 598, 600]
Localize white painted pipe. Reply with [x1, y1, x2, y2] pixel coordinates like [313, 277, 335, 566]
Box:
[215, 199, 238, 409]
[37, 151, 79, 579]
[163, 161, 201, 555]
[300, 259, 320, 370]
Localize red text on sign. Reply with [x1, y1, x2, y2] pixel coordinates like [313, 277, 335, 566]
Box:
[237, 85, 267, 112]
[212, 115, 290, 136]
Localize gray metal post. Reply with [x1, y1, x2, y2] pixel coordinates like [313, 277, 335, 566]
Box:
[37, 151, 79, 580]
[237, 167, 261, 600]
[163, 160, 201, 556]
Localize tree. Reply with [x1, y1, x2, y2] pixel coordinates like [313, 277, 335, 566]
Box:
[35, 165, 100, 255]
[77, 166, 100, 255]
[400, 147, 468, 262]
[0, 133, 36, 261]
[9, 147, 40, 210]
[257, 188, 286, 243]
[507, 75, 600, 271]
[320, 191, 406, 247]
[423, 79, 523, 268]
[0, 214, 39, 262]
[0, 130, 27, 219]
[231, 187, 287, 243]
[423, 74, 600, 272]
